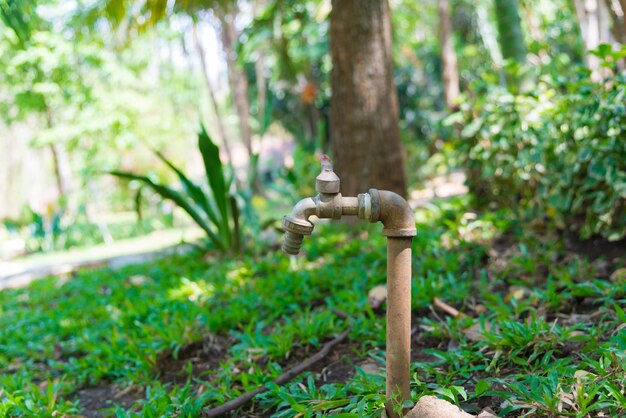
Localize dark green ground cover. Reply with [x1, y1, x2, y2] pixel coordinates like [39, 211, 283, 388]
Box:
[0, 197, 624, 417]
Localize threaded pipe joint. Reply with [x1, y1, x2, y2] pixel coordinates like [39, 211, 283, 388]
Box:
[283, 231, 305, 255]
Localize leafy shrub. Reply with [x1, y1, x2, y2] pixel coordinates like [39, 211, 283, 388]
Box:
[453, 49, 626, 240]
[110, 126, 256, 253]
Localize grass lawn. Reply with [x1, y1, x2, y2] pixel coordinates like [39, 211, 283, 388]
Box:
[0, 197, 625, 417]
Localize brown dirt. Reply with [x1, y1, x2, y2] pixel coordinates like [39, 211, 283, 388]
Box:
[309, 341, 361, 384]
[74, 385, 142, 417]
[157, 333, 232, 384]
[411, 333, 445, 363]
[563, 231, 626, 263]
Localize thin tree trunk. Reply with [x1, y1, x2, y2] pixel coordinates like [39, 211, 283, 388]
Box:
[254, 0, 267, 133]
[44, 107, 68, 203]
[494, 0, 527, 63]
[329, 0, 407, 198]
[621, 0, 626, 31]
[192, 23, 235, 164]
[605, 0, 626, 43]
[573, 0, 615, 79]
[609, 0, 626, 68]
[598, 0, 613, 45]
[48, 143, 65, 202]
[476, 4, 504, 68]
[255, 53, 266, 131]
[438, 0, 460, 109]
[218, 10, 253, 158]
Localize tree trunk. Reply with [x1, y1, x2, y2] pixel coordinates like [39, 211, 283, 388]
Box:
[255, 52, 266, 131]
[44, 107, 70, 204]
[494, 0, 527, 63]
[621, 0, 626, 34]
[610, 0, 626, 68]
[254, 0, 267, 133]
[573, 0, 614, 78]
[476, 4, 504, 68]
[605, 0, 626, 43]
[438, 0, 460, 109]
[329, 0, 408, 198]
[218, 10, 253, 158]
[48, 143, 65, 202]
[192, 23, 235, 164]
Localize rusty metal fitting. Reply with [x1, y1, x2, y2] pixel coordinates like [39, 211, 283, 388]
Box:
[316, 155, 340, 194]
[369, 189, 417, 238]
[317, 193, 342, 219]
[357, 193, 371, 221]
[282, 215, 314, 236]
[368, 188, 381, 222]
[283, 231, 304, 255]
[282, 215, 314, 255]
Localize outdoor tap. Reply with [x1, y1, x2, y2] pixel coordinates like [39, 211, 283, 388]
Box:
[282, 155, 417, 417]
[282, 155, 371, 255]
[282, 155, 415, 254]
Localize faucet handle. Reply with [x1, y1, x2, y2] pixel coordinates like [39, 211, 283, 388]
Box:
[316, 154, 340, 194]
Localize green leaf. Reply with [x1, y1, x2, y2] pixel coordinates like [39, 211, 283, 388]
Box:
[230, 195, 240, 253]
[197, 125, 231, 244]
[591, 43, 613, 59]
[461, 118, 483, 138]
[108, 170, 224, 249]
[451, 385, 468, 401]
[152, 147, 220, 228]
[475, 379, 490, 397]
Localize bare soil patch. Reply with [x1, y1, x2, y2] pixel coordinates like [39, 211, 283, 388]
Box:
[74, 384, 142, 417]
[157, 333, 232, 384]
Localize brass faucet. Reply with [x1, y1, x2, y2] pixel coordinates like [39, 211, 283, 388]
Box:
[282, 155, 416, 417]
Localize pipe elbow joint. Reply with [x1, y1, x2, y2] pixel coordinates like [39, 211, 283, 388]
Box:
[368, 189, 417, 238]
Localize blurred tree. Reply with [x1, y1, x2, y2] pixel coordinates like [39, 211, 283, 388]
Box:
[494, 0, 527, 63]
[95, 0, 256, 161]
[217, 5, 253, 157]
[0, 5, 80, 204]
[573, 0, 625, 75]
[241, 0, 330, 151]
[329, 0, 407, 197]
[605, 0, 626, 44]
[0, 2, 196, 219]
[192, 23, 235, 164]
[438, 0, 460, 108]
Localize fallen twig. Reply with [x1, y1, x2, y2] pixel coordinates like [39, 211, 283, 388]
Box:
[433, 297, 466, 318]
[204, 328, 351, 417]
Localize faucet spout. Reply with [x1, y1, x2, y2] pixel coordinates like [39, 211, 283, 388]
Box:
[282, 197, 317, 255]
[291, 196, 318, 221]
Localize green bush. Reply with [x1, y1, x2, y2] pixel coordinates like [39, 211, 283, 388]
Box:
[110, 126, 257, 253]
[453, 50, 626, 240]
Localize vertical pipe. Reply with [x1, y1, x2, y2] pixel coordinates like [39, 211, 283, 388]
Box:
[385, 237, 412, 417]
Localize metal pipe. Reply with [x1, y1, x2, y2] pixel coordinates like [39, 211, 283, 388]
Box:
[385, 237, 412, 417]
[341, 196, 359, 216]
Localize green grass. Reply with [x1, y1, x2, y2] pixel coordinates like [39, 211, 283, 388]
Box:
[0, 196, 624, 417]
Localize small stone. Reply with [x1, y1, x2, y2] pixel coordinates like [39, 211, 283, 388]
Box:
[406, 395, 474, 418]
[368, 285, 387, 310]
[476, 407, 498, 417]
[610, 268, 626, 282]
[359, 362, 381, 376]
